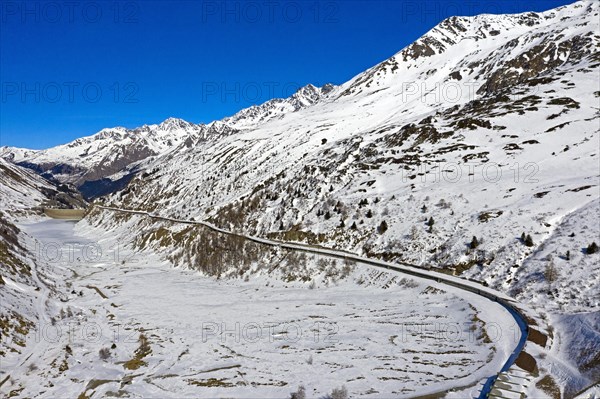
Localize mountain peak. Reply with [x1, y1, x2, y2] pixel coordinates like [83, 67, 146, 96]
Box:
[291, 83, 334, 105]
[337, 0, 598, 99]
[158, 117, 195, 131]
[398, 0, 596, 63]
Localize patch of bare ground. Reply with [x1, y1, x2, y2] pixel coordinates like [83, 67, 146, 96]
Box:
[536, 375, 561, 399]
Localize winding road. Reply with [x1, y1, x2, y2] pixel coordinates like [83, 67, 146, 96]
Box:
[89, 205, 530, 397]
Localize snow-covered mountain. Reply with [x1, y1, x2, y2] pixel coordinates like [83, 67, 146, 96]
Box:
[0, 158, 85, 211]
[0, 84, 334, 199]
[0, 118, 208, 190]
[82, 1, 599, 395]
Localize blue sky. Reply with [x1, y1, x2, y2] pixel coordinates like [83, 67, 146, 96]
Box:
[0, 0, 574, 149]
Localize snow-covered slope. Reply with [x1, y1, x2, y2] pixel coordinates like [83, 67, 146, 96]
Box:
[106, 0, 599, 269]
[0, 158, 85, 211]
[88, 1, 600, 395]
[0, 158, 85, 364]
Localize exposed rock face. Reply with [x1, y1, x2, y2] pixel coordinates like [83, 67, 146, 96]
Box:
[478, 33, 598, 94]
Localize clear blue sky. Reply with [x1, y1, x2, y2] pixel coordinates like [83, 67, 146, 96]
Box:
[0, 0, 574, 149]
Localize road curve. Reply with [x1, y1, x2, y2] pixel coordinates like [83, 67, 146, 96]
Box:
[95, 205, 530, 398]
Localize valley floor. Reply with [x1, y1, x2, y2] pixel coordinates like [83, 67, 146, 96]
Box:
[1, 218, 520, 398]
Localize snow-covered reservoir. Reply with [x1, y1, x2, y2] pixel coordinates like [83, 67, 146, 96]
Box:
[0, 218, 520, 398]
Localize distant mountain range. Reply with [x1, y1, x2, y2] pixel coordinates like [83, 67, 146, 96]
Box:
[0, 84, 334, 199]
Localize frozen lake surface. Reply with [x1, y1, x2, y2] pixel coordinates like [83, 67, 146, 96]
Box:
[3, 219, 519, 398]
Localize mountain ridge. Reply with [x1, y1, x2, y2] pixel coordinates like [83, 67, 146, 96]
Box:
[0, 83, 337, 193]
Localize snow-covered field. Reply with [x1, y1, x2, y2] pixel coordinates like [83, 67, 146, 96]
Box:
[0, 218, 519, 398]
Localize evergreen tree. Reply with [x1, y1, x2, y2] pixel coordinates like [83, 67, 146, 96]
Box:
[470, 236, 479, 249]
[350, 221, 357, 230]
[366, 209, 373, 218]
[524, 234, 534, 247]
[377, 221, 388, 234]
[587, 242, 599, 254]
[427, 217, 435, 227]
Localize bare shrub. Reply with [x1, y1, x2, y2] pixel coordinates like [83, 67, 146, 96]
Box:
[328, 386, 348, 399]
[409, 225, 419, 240]
[544, 260, 558, 283]
[290, 385, 306, 399]
[99, 347, 111, 361]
